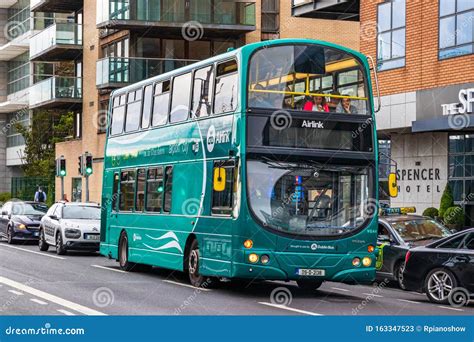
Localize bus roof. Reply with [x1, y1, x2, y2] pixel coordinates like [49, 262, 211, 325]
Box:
[110, 38, 367, 98]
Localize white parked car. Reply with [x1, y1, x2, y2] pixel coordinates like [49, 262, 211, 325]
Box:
[39, 202, 101, 255]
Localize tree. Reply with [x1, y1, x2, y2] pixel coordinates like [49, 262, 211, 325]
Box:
[439, 183, 454, 219]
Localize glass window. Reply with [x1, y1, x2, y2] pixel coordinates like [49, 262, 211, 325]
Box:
[111, 95, 126, 135]
[449, 155, 464, 177]
[214, 60, 238, 114]
[112, 173, 119, 211]
[389, 218, 451, 241]
[136, 168, 146, 212]
[377, 0, 406, 71]
[141, 85, 153, 129]
[63, 206, 101, 220]
[192, 66, 214, 118]
[439, 0, 474, 59]
[164, 166, 173, 212]
[248, 44, 368, 114]
[212, 161, 237, 215]
[152, 81, 170, 126]
[170, 73, 191, 123]
[464, 233, 474, 249]
[119, 170, 136, 211]
[146, 167, 164, 212]
[125, 90, 142, 132]
[438, 234, 466, 249]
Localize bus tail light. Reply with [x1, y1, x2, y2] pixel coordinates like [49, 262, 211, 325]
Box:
[367, 245, 375, 253]
[352, 257, 361, 267]
[362, 257, 372, 267]
[243, 239, 253, 249]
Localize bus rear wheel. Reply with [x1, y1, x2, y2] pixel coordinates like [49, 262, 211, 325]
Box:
[187, 239, 209, 288]
[119, 232, 139, 272]
[296, 279, 323, 291]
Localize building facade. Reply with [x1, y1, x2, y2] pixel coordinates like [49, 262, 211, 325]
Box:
[55, 0, 360, 204]
[360, 0, 474, 222]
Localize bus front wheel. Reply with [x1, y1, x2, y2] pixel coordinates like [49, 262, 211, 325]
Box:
[119, 232, 139, 272]
[187, 239, 208, 288]
[296, 279, 323, 291]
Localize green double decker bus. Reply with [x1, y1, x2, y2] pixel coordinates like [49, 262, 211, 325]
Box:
[100, 39, 380, 289]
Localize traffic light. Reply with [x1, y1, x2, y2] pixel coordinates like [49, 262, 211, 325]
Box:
[85, 153, 93, 176]
[56, 156, 66, 177]
[78, 155, 83, 175]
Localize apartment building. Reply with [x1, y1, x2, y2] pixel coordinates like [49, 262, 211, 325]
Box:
[54, 0, 360, 204]
[360, 0, 474, 221]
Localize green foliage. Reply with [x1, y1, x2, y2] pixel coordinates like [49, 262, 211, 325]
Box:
[439, 183, 454, 218]
[422, 207, 439, 219]
[443, 206, 465, 226]
[0, 192, 11, 204]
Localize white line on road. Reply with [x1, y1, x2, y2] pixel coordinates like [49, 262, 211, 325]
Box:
[0, 276, 105, 316]
[162, 279, 212, 291]
[30, 298, 47, 305]
[91, 264, 127, 274]
[258, 302, 322, 316]
[437, 305, 464, 312]
[331, 287, 350, 292]
[57, 309, 75, 316]
[397, 299, 420, 305]
[362, 293, 383, 298]
[0, 244, 65, 260]
[8, 290, 23, 296]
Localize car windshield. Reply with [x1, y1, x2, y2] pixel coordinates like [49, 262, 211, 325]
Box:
[12, 203, 48, 215]
[63, 206, 101, 220]
[390, 218, 451, 241]
[247, 159, 372, 236]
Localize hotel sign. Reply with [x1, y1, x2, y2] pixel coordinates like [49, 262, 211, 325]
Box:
[441, 88, 474, 115]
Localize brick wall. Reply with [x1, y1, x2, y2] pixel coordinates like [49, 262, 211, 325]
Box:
[360, 0, 474, 97]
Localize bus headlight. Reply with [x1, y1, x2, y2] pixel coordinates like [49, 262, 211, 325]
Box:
[362, 257, 372, 267]
[260, 255, 270, 264]
[248, 253, 259, 263]
[352, 257, 361, 267]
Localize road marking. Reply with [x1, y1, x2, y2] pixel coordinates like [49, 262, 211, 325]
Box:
[57, 309, 75, 316]
[91, 265, 127, 274]
[8, 290, 23, 296]
[0, 276, 105, 316]
[437, 305, 464, 312]
[397, 299, 420, 304]
[331, 287, 350, 292]
[0, 244, 65, 260]
[162, 279, 212, 292]
[362, 293, 383, 298]
[30, 298, 47, 305]
[258, 302, 322, 316]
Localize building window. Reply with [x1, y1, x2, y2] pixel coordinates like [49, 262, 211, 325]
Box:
[377, 0, 406, 71]
[6, 111, 29, 148]
[448, 134, 474, 226]
[378, 139, 391, 205]
[261, 0, 280, 34]
[7, 53, 30, 94]
[72, 177, 82, 203]
[439, 0, 474, 59]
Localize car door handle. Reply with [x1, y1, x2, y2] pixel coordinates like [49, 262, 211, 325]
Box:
[455, 255, 470, 262]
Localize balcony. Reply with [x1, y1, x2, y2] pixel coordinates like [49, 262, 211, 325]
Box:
[30, 23, 83, 61]
[30, 0, 83, 13]
[292, 0, 359, 21]
[96, 57, 197, 89]
[29, 76, 82, 109]
[96, 0, 256, 36]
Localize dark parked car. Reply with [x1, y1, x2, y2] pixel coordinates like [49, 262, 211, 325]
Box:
[403, 228, 474, 305]
[0, 201, 48, 244]
[377, 207, 452, 288]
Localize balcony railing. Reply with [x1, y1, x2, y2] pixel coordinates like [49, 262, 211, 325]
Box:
[97, 0, 255, 30]
[29, 23, 83, 60]
[96, 57, 198, 88]
[29, 76, 82, 108]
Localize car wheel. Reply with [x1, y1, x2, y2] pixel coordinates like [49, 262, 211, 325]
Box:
[6, 225, 15, 244]
[56, 233, 67, 255]
[424, 268, 457, 304]
[187, 239, 210, 287]
[118, 231, 139, 272]
[296, 279, 323, 291]
[394, 261, 406, 290]
[38, 228, 49, 252]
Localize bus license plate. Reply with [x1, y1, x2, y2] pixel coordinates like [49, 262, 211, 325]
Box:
[85, 234, 99, 241]
[297, 269, 325, 277]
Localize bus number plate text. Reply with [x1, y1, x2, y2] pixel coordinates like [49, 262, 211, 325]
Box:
[297, 269, 325, 277]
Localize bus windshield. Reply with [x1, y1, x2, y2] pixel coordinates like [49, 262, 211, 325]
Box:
[248, 44, 368, 114]
[247, 159, 372, 236]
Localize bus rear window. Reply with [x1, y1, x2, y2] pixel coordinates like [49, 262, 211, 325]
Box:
[248, 44, 368, 115]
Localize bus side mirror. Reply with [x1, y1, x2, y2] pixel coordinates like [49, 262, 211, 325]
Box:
[213, 167, 226, 192]
[388, 173, 398, 197]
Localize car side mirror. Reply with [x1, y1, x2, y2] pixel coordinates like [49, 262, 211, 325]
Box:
[1, 211, 7, 216]
[49, 215, 58, 220]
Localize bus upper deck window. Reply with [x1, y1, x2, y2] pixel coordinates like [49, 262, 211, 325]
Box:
[110, 95, 126, 135]
[125, 89, 142, 132]
[170, 73, 192, 123]
[191, 66, 214, 118]
[152, 81, 170, 127]
[141, 85, 153, 129]
[214, 60, 238, 114]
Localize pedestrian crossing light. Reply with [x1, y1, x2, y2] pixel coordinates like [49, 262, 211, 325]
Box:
[85, 154, 93, 176]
